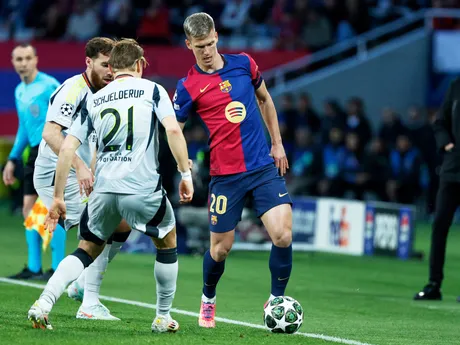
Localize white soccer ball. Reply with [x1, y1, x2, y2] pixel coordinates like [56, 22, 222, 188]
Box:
[263, 296, 303, 334]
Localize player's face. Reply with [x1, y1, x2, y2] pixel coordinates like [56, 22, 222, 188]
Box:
[11, 46, 38, 79]
[186, 30, 219, 68]
[88, 53, 113, 90]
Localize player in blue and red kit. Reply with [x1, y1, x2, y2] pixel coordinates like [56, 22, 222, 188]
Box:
[174, 12, 293, 328]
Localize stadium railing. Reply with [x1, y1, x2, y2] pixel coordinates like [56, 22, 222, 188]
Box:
[263, 8, 460, 92]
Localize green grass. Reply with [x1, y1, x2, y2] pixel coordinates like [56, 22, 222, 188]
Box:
[1, 208, 460, 345]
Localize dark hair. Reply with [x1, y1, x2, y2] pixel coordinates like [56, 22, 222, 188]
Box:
[12, 43, 37, 57]
[85, 37, 115, 59]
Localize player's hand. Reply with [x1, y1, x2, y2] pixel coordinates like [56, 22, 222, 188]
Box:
[45, 198, 66, 233]
[445, 143, 454, 152]
[2, 160, 16, 186]
[76, 163, 95, 197]
[270, 143, 289, 176]
[179, 179, 194, 204]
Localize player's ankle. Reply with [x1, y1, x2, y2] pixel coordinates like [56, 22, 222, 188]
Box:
[202, 294, 216, 304]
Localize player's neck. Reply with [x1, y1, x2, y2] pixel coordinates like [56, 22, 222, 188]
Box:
[22, 69, 38, 84]
[114, 72, 136, 79]
[198, 54, 224, 74]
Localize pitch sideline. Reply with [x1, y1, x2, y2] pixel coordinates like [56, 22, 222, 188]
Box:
[0, 277, 375, 345]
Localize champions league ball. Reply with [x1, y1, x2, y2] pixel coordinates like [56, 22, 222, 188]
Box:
[263, 296, 303, 334]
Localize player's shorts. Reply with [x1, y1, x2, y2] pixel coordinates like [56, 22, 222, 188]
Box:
[208, 163, 292, 233]
[79, 190, 176, 245]
[35, 178, 85, 231]
[23, 145, 39, 196]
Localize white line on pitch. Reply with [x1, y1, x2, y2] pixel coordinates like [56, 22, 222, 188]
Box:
[0, 277, 376, 345]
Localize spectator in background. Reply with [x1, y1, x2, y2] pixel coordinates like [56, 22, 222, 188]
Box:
[322, 0, 346, 35]
[101, 0, 138, 39]
[321, 99, 346, 144]
[65, 1, 100, 42]
[341, 132, 368, 200]
[386, 133, 421, 204]
[40, 0, 70, 39]
[278, 93, 298, 153]
[219, 0, 251, 36]
[407, 105, 439, 214]
[318, 127, 346, 197]
[345, 97, 372, 149]
[137, 0, 171, 44]
[345, 0, 371, 35]
[363, 137, 389, 201]
[288, 127, 322, 196]
[378, 107, 408, 149]
[301, 8, 333, 51]
[296, 92, 321, 133]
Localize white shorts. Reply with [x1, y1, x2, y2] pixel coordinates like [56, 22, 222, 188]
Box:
[79, 190, 176, 244]
[35, 179, 86, 231]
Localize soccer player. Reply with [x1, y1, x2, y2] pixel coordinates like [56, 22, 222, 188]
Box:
[28, 38, 193, 332]
[34, 37, 129, 320]
[3, 44, 63, 281]
[173, 12, 293, 328]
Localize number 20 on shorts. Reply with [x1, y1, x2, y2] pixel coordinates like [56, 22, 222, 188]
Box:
[209, 194, 227, 214]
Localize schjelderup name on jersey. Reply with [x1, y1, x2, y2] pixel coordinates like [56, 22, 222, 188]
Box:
[93, 89, 145, 107]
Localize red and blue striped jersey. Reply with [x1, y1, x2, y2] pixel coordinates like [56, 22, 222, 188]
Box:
[174, 53, 273, 176]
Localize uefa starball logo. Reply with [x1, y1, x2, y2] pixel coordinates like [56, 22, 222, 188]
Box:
[225, 101, 246, 123]
[329, 205, 350, 247]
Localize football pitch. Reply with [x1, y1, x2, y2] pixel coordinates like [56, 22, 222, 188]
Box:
[1, 208, 459, 345]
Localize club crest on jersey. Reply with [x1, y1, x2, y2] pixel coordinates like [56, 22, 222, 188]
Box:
[211, 215, 218, 225]
[219, 80, 232, 93]
[225, 101, 246, 124]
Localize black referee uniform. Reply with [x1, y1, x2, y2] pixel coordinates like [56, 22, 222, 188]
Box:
[414, 78, 460, 301]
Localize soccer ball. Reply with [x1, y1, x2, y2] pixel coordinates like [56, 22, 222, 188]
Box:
[263, 296, 303, 334]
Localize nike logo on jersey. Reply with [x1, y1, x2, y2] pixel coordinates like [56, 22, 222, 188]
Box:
[277, 277, 289, 281]
[278, 192, 288, 197]
[200, 83, 211, 93]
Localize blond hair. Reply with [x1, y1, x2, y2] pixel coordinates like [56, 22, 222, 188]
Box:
[108, 38, 147, 72]
[183, 12, 215, 39]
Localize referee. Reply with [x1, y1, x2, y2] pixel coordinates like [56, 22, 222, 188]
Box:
[414, 77, 460, 301]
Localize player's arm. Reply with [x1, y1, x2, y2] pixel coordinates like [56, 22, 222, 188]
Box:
[155, 84, 193, 203]
[255, 81, 289, 176]
[3, 109, 28, 185]
[53, 135, 82, 199]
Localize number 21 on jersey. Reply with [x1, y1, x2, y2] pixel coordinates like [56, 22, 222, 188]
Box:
[100, 106, 134, 152]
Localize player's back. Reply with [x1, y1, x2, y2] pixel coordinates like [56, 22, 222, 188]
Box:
[83, 76, 170, 194]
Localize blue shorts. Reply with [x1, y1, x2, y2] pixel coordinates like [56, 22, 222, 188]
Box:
[208, 163, 292, 233]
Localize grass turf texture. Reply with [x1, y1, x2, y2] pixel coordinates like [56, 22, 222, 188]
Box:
[0, 208, 459, 345]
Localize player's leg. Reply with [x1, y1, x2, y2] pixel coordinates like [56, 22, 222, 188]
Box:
[251, 164, 293, 301]
[80, 221, 131, 311]
[28, 192, 122, 328]
[119, 191, 179, 332]
[199, 175, 246, 328]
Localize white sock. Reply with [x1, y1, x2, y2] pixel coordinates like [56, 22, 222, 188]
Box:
[154, 260, 178, 316]
[74, 268, 87, 289]
[82, 244, 111, 308]
[108, 241, 123, 262]
[202, 294, 216, 304]
[39, 255, 85, 312]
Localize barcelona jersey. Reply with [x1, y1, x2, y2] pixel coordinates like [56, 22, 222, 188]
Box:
[173, 53, 273, 176]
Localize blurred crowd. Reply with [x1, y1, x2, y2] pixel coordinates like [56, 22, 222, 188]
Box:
[0, 0, 457, 50]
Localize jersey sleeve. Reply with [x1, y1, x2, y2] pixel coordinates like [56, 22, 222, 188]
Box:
[152, 83, 176, 122]
[173, 78, 193, 123]
[241, 53, 263, 89]
[69, 97, 93, 145]
[46, 79, 84, 129]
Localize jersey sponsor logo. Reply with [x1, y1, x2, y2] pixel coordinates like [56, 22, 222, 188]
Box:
[219, 80, 232, 93]
[200, 83, 211, 93]
[60, 103, 74, 117]
[225, 101, 246, 124]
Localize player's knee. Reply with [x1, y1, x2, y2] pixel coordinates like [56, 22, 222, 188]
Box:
[211, 242, 232, 261]
[272, 230, 292, 248]
[153, 228, 177, 250]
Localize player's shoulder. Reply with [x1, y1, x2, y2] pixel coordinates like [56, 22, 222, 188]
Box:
[225, 52, 255, 65]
